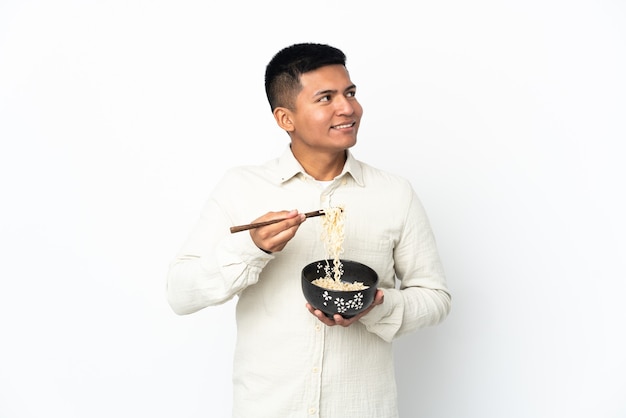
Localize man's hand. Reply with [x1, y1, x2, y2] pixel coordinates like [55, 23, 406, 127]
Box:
[306, 289, 385, 327]
[250, 210, 306, 253]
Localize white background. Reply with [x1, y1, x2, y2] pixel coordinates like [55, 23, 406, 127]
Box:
[1, 1, 625, 417]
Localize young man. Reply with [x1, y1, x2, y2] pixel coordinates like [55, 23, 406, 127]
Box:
[167, 43, 451, 418]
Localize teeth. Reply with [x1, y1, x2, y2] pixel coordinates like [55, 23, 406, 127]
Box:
[334, 123, 353, 129]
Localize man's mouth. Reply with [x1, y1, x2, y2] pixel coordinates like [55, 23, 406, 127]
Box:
[332, 122, 355, 129]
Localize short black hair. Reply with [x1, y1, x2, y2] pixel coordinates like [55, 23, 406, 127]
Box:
[264, 43, 347, 111]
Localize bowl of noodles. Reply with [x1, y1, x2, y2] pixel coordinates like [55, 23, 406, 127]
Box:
[301, 258, 378, 319]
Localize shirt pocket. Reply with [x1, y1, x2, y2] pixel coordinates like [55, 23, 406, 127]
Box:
[341, 238, 396, 289]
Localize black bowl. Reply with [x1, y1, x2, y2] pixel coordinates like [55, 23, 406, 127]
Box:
[302, 259, 379, 319]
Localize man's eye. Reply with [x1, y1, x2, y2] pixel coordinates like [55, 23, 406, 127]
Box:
[319, 95, 331, 102]
[347, 91, 356, 98]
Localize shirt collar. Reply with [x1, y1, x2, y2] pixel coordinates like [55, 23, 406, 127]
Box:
[276, 145, 365, 187]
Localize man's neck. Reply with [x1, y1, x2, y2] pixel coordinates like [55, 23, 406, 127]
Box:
[290, 145, 346, 181]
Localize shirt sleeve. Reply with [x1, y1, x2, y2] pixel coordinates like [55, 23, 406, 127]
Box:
[358, 189, 451, 342]
[166, 197, 273, 315]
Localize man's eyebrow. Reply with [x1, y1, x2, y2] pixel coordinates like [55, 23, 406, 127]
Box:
[314, 85, 357, 96]
[313, 89, 337, 97]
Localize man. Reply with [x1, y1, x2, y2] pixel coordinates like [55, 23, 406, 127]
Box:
[167, 42, 451, 418]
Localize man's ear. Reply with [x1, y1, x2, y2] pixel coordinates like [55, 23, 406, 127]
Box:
[273, 107, 294, 132]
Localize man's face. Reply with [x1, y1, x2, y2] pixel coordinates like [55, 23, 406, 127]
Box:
[288, 64, 363, 153]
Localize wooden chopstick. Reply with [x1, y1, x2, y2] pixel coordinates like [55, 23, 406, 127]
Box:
[230, 209, 327, 233]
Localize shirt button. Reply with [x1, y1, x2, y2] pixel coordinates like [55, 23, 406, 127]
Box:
[308, 407, 316, 415]
[312, 367, 319, 373]
[315, 324, 321, 331]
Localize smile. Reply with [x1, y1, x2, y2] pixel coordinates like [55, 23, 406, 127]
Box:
[332, 122, 355, 129]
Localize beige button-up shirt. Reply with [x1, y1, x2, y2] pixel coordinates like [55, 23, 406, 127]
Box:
[167, 146, 451, 418]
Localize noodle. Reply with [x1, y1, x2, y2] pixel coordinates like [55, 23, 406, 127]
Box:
[320, 205, 344, 281]
[312, 205, 368, 291]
